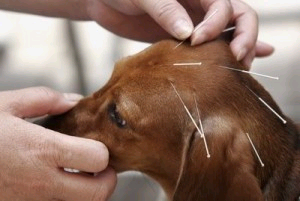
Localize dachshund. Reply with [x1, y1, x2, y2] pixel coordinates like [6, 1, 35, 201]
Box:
[42, 40, 300, 201]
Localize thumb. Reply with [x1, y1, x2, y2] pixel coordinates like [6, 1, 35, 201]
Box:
[0, 87, 83, 118]
[136, 0, 194, 40]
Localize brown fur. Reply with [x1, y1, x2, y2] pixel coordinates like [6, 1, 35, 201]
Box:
[42, 40, 300, 201]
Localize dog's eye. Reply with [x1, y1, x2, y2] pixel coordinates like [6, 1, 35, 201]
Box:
[108, 103, 126, 128]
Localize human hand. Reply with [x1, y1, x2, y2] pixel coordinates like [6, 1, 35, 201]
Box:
[87, 0, 274, 67]
[0, 87, 116, 201]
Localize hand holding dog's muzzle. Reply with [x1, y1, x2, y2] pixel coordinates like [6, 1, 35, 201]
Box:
[0, 87, 116, 201]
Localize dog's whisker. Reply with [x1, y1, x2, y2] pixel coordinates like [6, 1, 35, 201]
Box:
[245, 133, 265, 167]
[219, 66, 279, 80]
[170, 82, 210, 158]
[173, 62, 202, 66]
[222, 26, 236, 33]
[173, 9, 218, 50]
[245, 85, 287, 124]
[193, 94, 210, 158]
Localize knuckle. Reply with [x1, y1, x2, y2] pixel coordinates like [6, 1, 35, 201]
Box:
[153, 0, 177, 20]
[7, 98, 23, 115]
[244, 38, 256, 50]
[37, 135, 65, 167]
[56, 146, 72, 167]
[32, 136, 59, 167]
[243, 42, 252, 50]
[239, 0, 259, 21]
[34, 86, 59, 102]
[226, 1, 234, 16]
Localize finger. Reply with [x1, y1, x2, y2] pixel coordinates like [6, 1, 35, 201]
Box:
[50, 130, 109, 173]
[230, 1, 258, 62]
[242, 41, 274, 68]
[191, 0, 233, 45]
[255, 41, 274, 57]
[56, 168, 117, 201]
[241, 48, 256, 69]
[135, 0, 194, 40]
[0, 87, 83, 118]
[101, 0, 143, 15]
[87, 0, 170, 42]
[10, 115, 109, 174]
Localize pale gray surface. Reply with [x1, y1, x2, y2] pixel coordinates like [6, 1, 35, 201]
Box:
[110, 172, 166, 201]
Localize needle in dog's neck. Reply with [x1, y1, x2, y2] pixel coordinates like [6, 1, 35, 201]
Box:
[173, 9, 219, 50]
[245, 85, 287, 124]
[245, 133, 265, 167]
[173, 62, 202, 66]
[170, 82, 211, 158]
[193, 94, 210, 158]
[219, 65, 279, 80]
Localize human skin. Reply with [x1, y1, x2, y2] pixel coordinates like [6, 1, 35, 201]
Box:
[0, 87, 116, 201]
[0, 0, 274, 67]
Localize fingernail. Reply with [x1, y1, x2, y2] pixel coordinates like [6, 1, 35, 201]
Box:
[237, 48, 247, 61]
[191, 31, 206, 46]
[173, 19, 193, 40]
[63, 93, 84, 102]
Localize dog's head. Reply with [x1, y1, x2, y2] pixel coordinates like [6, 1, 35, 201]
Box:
[46, 40, 238, 166]
[43, 40, 296, 200]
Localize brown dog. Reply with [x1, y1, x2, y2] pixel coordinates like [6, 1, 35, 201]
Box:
[43, 40, 300, 201]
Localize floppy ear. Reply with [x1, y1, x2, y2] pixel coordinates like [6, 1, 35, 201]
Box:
[217, 128, 265, 201]
[172, 123, 264, 201]
[213, 127, 264, 201]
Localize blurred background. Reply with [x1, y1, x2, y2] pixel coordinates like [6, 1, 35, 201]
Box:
[0, 0, 299, 200]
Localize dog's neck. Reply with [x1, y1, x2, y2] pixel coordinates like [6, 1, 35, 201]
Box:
[170, 118, 257, 201]
[141, 153, 181, 198]
[140, 116, 252, 200]
[151, 114, 299, 201]
[146, 114, 267, 201]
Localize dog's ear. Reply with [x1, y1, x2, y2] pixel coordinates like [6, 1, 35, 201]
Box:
[173, 122, 264, 201]
[212, 127, 265, 201]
